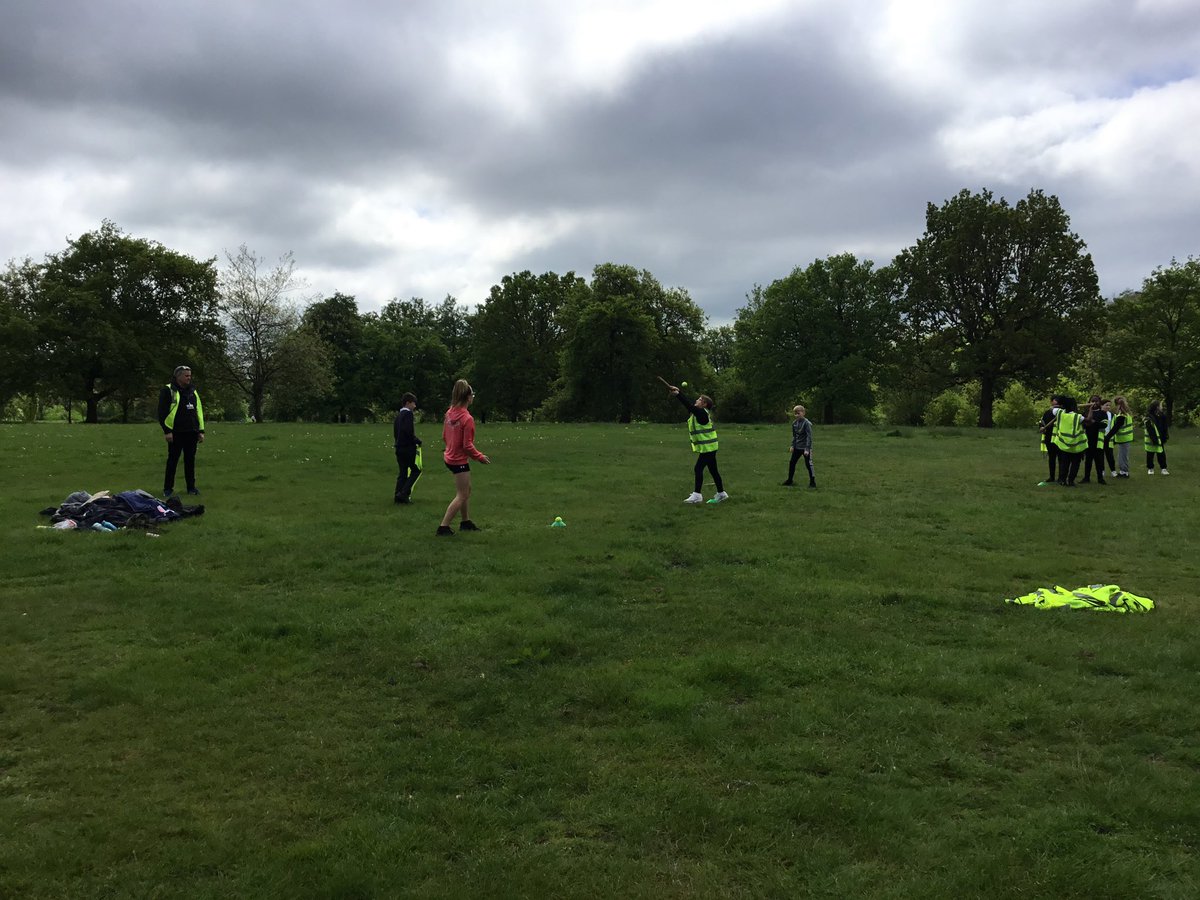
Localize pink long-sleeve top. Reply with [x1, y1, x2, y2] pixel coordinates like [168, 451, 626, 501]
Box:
[442, 406, 486, 464]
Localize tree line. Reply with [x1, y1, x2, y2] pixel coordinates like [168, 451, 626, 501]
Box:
[2, 189, 1197, 427]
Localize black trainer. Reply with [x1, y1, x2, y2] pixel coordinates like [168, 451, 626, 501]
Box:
[781, 480, 794, 486]
[436, 525, 454, 536]
[459, 520, 481, 531]
[187, 487, 201, 496]
[808, 481, 817, 489]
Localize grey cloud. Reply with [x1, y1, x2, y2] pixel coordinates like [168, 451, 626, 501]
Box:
[1, 1, 1196, 321]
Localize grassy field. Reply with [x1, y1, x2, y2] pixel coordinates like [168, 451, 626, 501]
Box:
[1, 420, 1198, 899]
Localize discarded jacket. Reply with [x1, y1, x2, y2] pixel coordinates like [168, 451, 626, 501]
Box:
[39, 489, 203, 530]
[1005, 584, 1154, 613]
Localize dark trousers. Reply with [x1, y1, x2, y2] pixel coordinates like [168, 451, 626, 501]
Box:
[1103, 444, 1116, 472]
[787, 448, 815, 483]
[694, 451, 723, 493]
[1082, 444, 1107, 482]
[1045, 442, 1059, 481]
[1059, 452, 1083, 485]
[395, 448, 421, 500]
[164, 431, 200, 493]
[1146, 450, 1168, 470]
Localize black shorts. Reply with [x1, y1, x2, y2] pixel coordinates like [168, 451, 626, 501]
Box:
[445, 462, 470, 474]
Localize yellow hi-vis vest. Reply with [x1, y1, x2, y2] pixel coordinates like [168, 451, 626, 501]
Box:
[1052, 410, 1086, 454]
[164, 385, 205, 431]
[687, 412, 719, 453]
[1143, 418, 1163, 453]
[1110, 414, 1133, 444]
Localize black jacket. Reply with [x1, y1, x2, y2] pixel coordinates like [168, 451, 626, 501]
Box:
[675, 392, 710, 425]
[393, 407, 422, 451]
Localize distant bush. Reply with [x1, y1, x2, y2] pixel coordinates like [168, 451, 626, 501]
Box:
[924, 388, 969, 426]
[993, 383, 1039, 429]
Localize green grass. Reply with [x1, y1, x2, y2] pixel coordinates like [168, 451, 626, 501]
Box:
[1, 421, 1198, 898]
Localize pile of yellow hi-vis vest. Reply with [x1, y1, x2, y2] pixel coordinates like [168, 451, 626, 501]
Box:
[1005, 584, 1154, 613]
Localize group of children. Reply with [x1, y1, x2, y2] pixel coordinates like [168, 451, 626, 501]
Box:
[398, 380, 817, 534]
[400, 383, 1177, 531]
[1038, 393, 1171, 487]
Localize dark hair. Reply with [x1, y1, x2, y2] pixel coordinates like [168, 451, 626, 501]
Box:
[697, 394, 714, 409]
[1061, 396, 1078, 412]
[400, 392, 416, 406]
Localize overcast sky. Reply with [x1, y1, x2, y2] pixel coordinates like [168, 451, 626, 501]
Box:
[2, 0, 1197, 323]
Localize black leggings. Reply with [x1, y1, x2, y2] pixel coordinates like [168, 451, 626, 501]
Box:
[788, 448, 815, 483]
[1146, 450, 1168, 469]
[1045, 442, 1059, 481]
[694, 451, 723, 493]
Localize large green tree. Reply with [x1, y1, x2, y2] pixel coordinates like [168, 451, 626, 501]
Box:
[33, 222, 221, 423]
[1099, 257, 1200, 423]
[302, 292, 365, 421]
[357, 299, 454, 415]
[0, 260, 40, 414]
[555, 264, 707, 422]
[734, 254, 898, 423]
[893, 188, 1103, 427]
[471, 270, 581, 421]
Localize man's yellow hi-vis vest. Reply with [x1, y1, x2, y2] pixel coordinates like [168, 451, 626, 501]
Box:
[164, 386, 205, 431]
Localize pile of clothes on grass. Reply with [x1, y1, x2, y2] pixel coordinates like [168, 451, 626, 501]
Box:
[1004, 583, 1154, 613]
[38, 490, 204, 532]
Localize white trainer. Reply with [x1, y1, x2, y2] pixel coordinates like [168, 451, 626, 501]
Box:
[1110, 471, 1118, 477]
[684, 492, 703, 503]
[707, 491, 729, 504]
[1161, 469, 1169, 475]
[1148, 469, 1155, 475]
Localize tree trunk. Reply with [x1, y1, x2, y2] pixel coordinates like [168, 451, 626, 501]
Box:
[85, 396, 100, 424]
[252, 389, 265, 423]
[823, 401, 834, 424]
[978, 376, 996, 428]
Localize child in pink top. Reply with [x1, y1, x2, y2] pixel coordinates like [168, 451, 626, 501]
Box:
[437, 379, 490, 535]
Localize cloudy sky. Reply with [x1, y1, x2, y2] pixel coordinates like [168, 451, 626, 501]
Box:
[2, 0, 1197, 322]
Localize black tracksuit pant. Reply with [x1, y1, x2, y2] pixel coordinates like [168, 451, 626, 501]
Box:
[787, 449, 815, 484]
[164, 431, 200, 493]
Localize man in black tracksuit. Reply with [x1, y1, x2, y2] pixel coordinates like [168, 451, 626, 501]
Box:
[393, 392, 422, 503]
[158, 365, 205, 497]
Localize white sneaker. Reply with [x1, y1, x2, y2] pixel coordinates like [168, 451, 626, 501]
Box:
[1110, 471, 1118, 477]
[707, 491, 729, 504]
[1161, 469, 1169, 475]
[684, 492, 703, 503]
[1148, 469, 1155, 475]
